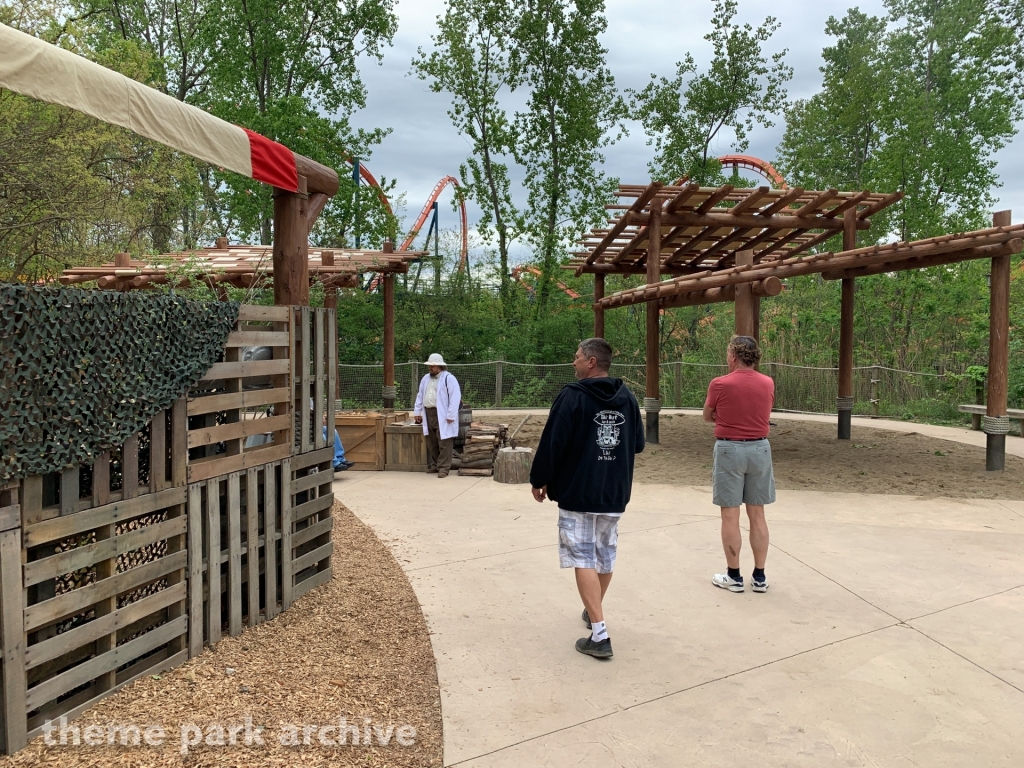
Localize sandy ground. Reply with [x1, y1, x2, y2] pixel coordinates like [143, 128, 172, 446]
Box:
[509, 412, 1024, 500]
[3, 504, 443, 768]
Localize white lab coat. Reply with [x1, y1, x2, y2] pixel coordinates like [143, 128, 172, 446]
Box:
[414, 370, 461, 440]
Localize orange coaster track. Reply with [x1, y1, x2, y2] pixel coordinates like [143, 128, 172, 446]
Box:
[672, 154, 788, 189]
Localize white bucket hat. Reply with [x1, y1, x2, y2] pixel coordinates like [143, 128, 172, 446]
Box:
[424, 353, 447, 366]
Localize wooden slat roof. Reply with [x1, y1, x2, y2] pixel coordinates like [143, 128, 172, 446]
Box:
[568, 182, 904, 276]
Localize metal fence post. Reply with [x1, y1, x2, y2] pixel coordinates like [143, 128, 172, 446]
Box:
[411, 360, 419, 405]
[870, 365, 880, 418]
[495, 360, 503, 408]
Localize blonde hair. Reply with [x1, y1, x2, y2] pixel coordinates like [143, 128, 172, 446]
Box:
[728, 335, 761, 367]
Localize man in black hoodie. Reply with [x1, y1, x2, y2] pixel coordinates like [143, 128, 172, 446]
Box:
[530, 337, 645, 659]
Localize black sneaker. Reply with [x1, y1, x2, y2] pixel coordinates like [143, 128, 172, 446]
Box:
[575, 636, 613, 659]
[582, 609, 591, 629]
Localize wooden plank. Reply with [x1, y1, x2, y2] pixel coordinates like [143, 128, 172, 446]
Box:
[301, 306, 312, 453]
[188, 414, 291, 449]
[225, 331, 291, 347]
[292, 516, 333, 549]
[246, 468, 260, 628]
[205, 479, 222, 646]
[24, 649, 187, 743]
[60, 467, 79, 516]
[291, 446, 335, 472]
[92, 451, 111, 506]
[280, 458, 293, 611]
[122, 433, 139, 500]
[187, 484, 204, 658]
[24, 515, 187, 586]
[150, 409, 167, 492]
[24, 550, 186, 632]
[0, 504, 20, 533]
[238, 304, 290, 322]
[292, 541, 333, 575]
[25, 616, 186, 711]
[187, 387, 291, 417]
[187, 441, 292, 484]
[226, 473, 243, 636]
[201, 359, 290, 380]
[292, 566, 333, 601]
[291, 468, 335, 496]
[0, 527, 27, 752]
[171, 398, 187, 487]
[25, 582, 186, 670]
[263, 464, 278, 621]
[24, 486, 187, 547]
[20, 476, 43, 526]
[327, 309, 337, 424]
[291, 493, 334, 524]
[314, 309, 326, 450]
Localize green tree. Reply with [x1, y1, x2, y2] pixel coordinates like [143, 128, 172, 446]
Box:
[412, 0, 521, 315]
[511, 0, 625, 318]
[630, 0, 791, 185]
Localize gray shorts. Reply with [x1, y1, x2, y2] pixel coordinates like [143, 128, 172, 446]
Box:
[557, 509, 620, 573]
[712, 439, 776, 507]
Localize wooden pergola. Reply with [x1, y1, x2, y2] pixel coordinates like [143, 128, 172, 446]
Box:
[59, 241, 427, 410]
[569, 181, 1020, 470]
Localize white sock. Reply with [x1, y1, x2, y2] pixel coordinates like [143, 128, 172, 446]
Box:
[591, 620, 608, 642]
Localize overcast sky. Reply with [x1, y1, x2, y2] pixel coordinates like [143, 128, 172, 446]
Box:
[349, 0, 1024, 258]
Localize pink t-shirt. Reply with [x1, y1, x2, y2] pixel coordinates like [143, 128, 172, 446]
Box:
[704, 369, 775, 440]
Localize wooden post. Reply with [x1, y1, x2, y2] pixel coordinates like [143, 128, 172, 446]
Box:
[322, 251, 339, 402]
[734, 250, 756, 336]
[594, 273, 605, 339]
[273, 175, 309, 307]
[114, 252, 130, 292]
[871, 366, 880, 419]
[495, 361, 503, 408]
[838, 207, 858, 440]
[382, 241, 396, 411]
[674, 360, 682, 408]
[987, 210, 1011, 470]
[646, 205, 662, 444]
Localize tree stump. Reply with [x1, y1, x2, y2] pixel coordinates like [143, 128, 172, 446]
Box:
[494, 447, 533, 484]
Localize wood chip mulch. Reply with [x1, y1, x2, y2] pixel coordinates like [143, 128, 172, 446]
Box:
[2, 502, 443, 767]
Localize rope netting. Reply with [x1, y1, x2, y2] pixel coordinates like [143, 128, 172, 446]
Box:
[336, 360, 974, 421]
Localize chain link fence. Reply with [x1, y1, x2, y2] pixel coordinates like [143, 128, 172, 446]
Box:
[337, 360, 975, 422]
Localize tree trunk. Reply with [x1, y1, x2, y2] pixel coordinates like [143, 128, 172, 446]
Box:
[494, 447, 533, 484]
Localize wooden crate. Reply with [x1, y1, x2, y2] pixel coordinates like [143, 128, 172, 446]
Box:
[385, 422, 429, 472]
[335, 411, 408, 470]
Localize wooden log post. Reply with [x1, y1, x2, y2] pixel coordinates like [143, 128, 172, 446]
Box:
[733, 250, 756, 336]
[986, 210, 1012, 470]
[382, 242, 396, 411]
[594, 273, 605, 339]
[494, 447, 533, 484]
[273, 175, 309, 307]
[837, 207, 858, 440]
[322, 250, 340, 401]
[645, 204, 662, 444]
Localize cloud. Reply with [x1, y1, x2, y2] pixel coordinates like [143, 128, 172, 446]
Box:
[350, 0, 1024, 248]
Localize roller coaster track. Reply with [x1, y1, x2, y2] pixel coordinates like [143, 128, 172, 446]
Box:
[672, 154, 788, 189]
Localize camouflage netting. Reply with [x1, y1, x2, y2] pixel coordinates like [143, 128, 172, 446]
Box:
[0, 286, 239, 481]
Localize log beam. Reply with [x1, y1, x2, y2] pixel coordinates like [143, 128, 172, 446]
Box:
[272, 174, 309, 307]
[838, 207, 857, 440]
[658, 277, 782, 310]
[821, 240, 1023, 279]
[628, 210, 872, 232]
[734, 250, 756, 337]
[594, 273, 605, 338]
[383, 241, 396, 411]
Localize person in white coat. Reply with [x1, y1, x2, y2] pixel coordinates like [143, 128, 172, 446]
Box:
[413, 353, 462, 478]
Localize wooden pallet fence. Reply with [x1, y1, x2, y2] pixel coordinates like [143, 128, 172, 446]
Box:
[186, 305, 294, 484]
[284, 447, 334, 606]
[186, 459, 286, 653]
[293, 307, 336, 457]
[11, 481, 189, 749]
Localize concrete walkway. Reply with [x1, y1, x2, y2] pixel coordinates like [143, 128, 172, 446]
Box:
[333, 422, 1024, 767]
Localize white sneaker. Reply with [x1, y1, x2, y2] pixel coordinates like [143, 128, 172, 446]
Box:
[712, 573, 744, 593]
[751, 575, 768, 593]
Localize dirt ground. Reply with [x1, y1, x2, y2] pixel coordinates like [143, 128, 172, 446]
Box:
[510, 413, 1024, 500]
[3, 503, 443, 768]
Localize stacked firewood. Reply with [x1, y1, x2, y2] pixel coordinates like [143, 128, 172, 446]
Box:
[454, 423, 508, 477]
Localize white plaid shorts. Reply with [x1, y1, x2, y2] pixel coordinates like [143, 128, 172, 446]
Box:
[557, 508, 620, 573]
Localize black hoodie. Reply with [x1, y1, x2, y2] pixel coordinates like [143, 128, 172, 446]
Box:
[529, 377, 645, 514]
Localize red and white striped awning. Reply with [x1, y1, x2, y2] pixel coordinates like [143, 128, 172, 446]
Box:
[0, 23, 301, 192]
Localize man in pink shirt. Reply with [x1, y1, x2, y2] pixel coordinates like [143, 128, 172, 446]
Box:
[703, 335, 775, 593]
